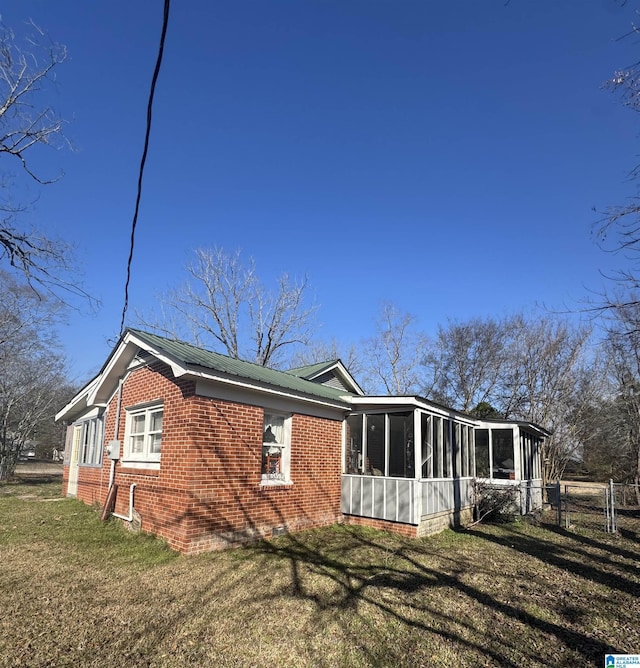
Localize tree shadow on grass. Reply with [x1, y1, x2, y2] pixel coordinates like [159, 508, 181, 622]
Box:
[478, 520, 640, 587]
[244, 524, 620, 667]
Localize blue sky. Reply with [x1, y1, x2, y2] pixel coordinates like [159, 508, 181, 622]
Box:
[2, 0, 639, 382]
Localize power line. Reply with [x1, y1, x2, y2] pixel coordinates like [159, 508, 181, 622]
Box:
[119, 0, 171, 336]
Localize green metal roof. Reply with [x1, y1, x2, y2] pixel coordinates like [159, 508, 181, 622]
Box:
[127, 329, 352, 404]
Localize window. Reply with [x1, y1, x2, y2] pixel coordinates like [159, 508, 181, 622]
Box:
[78, 416, 104, 466]
[442, 419, 451, 478]
[433, 416, 442, 477]
[346, 414, 364, 474]
[388, 412, 414, 478]
[421, 413, 432, 478]
[461, 425, 471, 477]
[475, 429, 490, 478]
[262, 412, 291, 483]
[492, 429, 514, 479]
[366, 414, 385, 475]
[125, 404, 163, 462]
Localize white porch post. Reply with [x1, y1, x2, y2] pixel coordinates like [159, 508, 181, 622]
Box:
[414, 409, 422, 523]
[512, 426, 521, 481]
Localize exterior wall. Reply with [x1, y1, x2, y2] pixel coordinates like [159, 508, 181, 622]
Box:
[341, 475, 474, 539]
[63, 361, 343, 554]
[417, 507, 473, 536]
[342, 476, 419, 524]
[177, 396, 343, 554]
[342, 506, 473, 538]
[343, 515, 418, 538]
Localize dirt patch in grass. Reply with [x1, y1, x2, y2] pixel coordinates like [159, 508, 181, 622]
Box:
[0, 483, 639, 667]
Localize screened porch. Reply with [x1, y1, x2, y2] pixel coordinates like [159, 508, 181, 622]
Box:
[341, 399, 476, 528]
[341, 399, 547, 528]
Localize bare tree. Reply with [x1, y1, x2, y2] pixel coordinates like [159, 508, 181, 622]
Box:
[0, 20, 85, 302]
[500, 316, 597, 483]
[361, 302, 426, 395]
[289, 338, 365, 381]
[137, 247, 317, 368]
[588, 26, 640, 332]
[590, 303, 640, 498]
[0, 271, 69, 479]
[422, 316, 507, 412]
[422, 313, 597, 483]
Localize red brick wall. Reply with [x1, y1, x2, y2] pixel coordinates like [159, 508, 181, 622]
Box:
[182, 398, 343, 554]
[65, 361, 344, 554]
[342, 515, 419, 538]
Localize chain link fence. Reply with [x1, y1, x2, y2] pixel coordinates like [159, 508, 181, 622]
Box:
[548, 481, 640, 536]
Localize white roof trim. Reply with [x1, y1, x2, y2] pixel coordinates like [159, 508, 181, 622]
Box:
[304, 360, 365, 396]
[348, 395, 478, 424]
[186, 367, 352, 411]
[59, 331, 352, 422]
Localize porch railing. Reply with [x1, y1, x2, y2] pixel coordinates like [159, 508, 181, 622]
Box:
[341, 475, 474, 525]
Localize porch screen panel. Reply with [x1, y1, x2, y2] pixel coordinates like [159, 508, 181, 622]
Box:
[451, 422, 459, 478]
[433, 417, 442, 477]
[492, 429, 514, 479]
[421, 413, 432, 478]
[366, 414, 385, 475]
[521, 432, 531, 480]
[388, 412, 414, 478]
[345, 415, 363, 474]
[443, 419, 451, 478]
[461, 425, 470, 477]
[475, 429, 489, 477]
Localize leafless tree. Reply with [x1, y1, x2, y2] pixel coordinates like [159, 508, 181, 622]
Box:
[289, 338, 365, 381]
[587, 303, 640, 499]
[500, 316, 597, 484]
[422, 313, 597, 483]
[137, 247, 317, 368]
[0, 20, 85, 302]
[588, 24, 640, 332]
[0, 271, 69, 479]
[422, 316, 507, 412]
[361, 302, 427, 395]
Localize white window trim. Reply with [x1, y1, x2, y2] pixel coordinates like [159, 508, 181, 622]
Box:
[123, 403, 163, 464]
[78, 415, 104, 467]
[261, 412, 292, 486]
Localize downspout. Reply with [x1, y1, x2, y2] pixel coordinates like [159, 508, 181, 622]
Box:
[105, 378, 137, 524]
[113, 483, 137, 522]
[108, 378, 124, 491]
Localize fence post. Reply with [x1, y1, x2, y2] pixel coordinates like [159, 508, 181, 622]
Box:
[555, 481, 561, 527]
[610, 479, 616, 533]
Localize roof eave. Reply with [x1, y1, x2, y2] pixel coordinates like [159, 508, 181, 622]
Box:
[185, 365, 352, 411]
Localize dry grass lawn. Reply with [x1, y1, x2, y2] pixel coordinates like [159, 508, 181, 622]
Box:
[1, 475, 639, 667]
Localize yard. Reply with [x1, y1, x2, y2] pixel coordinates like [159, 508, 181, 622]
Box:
[1, 474, 639, 668]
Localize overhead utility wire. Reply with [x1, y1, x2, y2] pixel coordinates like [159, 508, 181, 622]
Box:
[119, 0, 171, 336]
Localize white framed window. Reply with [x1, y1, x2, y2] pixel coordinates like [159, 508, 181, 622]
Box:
[261, 412, 291, 483]
[124, 404, 163, 462]
[78, 416, 104, 466]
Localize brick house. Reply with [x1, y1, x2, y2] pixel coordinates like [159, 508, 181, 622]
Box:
[57, 328, 548, 554]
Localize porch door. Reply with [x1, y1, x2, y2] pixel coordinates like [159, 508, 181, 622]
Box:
[67, 425, 82, 496]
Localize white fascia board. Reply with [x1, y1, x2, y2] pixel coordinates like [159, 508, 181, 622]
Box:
[190, 368, 351, 412]
[475, 419, 551, 437]
[123, 331, 187, 378]
[55, 376, 101, 422]
[348, 395, 478, 424]
[306, 361, 365, 396]
[87, 332, 187, 406]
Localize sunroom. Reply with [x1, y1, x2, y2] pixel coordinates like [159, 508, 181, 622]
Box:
[341, 397, 478, 535]
[340, 397, 547, 535]
[473, 420, 548, 513]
